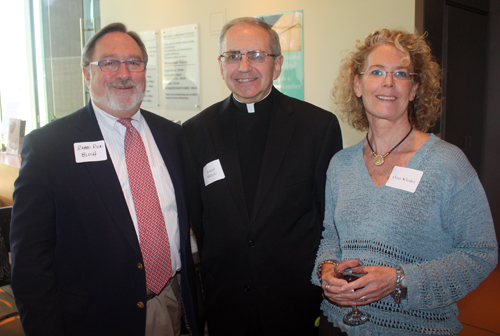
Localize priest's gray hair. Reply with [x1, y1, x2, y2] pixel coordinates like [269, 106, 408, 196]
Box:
[218, 17, 281, 56]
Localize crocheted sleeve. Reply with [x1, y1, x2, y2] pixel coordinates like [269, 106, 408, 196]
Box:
[312, 155, 342, 286]
[402, 145, 498, 310]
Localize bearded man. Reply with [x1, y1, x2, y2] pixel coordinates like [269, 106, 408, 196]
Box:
[10, 22, 202, 336]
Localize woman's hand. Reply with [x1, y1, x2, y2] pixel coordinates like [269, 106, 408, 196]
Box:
[320, 259, 361, 306]
[321, 261, 397, 306]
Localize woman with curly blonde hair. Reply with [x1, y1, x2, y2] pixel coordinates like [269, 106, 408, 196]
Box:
[313, 29, 497, 336]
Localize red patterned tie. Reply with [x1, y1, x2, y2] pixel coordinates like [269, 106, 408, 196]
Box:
[118, 118, 172, 294]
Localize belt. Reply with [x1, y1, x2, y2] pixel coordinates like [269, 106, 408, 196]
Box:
[146, 273, 178, 300]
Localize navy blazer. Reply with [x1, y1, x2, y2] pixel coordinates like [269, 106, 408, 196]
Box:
[10, 103, 201, 336]
[182, 88, 343, 336]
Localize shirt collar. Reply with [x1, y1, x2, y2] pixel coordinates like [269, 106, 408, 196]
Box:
[92, 101, 143, 133]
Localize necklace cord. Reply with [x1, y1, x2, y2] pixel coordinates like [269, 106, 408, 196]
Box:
[366, 127, 413, 165]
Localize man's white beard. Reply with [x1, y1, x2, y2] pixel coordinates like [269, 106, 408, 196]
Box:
[90, 79, 145, 112]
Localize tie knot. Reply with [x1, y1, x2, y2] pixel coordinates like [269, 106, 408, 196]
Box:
[118, 118, 133, 129]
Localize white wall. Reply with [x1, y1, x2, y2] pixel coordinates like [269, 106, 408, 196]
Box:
[101, 0, 415, 147]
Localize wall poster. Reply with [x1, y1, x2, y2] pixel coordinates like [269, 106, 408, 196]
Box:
[257, 11, 304, 101]
[161, 24, 200, 109]
[138, 30, 160, 108]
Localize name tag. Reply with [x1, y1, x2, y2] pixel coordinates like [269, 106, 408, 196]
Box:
[385, 166, 423, 193]
[203, 159, 225, 186]
[74, 141, 107, 163]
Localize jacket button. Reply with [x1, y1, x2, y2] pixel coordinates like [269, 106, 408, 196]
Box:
[137, 301, 145, 308]
[248, 240, 255, 247]
[244, 285, 250, 292]
[137, 263, 143, 269]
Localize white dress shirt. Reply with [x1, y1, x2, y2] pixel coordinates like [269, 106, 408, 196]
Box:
[93, 102, 181, 273]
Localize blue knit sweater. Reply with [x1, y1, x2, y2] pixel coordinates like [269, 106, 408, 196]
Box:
[312, 135, 498, 335]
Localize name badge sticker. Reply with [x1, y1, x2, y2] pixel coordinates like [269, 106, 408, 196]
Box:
[203, 159, 225, 186]
[385, 166, 423, 193]
[74, 141, 107, 163]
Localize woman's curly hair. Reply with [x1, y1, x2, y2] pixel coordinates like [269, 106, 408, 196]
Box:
[332, 29, 443, 132]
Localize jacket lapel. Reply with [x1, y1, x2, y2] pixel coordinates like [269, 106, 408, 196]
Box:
[251, 90, 295, 221]
[208, 96, 249, 222]
[77, 104, 142, 257]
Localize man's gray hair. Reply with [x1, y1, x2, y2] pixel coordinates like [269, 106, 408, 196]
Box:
[81, 22, 148, 68]
[218, 17, 281, 56]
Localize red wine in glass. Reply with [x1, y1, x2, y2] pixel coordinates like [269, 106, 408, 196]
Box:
[342, 273, 362, 283]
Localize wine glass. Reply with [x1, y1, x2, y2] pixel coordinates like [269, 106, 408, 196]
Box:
[335, 261, 369, 326]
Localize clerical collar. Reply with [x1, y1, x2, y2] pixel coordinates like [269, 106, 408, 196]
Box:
[232, 88, 274, 114]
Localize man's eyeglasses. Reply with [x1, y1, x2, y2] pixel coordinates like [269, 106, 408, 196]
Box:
[359, 69, 417, 81]
[219, 50, 278, 64]
[89, 60, 147, 72]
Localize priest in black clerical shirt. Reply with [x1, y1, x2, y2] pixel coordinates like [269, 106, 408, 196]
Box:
[182, 17, 343, 336]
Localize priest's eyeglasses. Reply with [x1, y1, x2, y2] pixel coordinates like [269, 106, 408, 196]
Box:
[89, 60, 147, 72]
[360, 69, 417, 81]
[219, 50, 279, 64]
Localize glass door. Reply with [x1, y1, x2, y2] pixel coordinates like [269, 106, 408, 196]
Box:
[35, 0, 100, 123]
[0, 0, 100, 151]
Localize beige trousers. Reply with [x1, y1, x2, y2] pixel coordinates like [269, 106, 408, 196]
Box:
[145, 274, 182, 336]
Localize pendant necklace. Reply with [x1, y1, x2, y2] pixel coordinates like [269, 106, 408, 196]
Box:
[366, 127, 413, 166]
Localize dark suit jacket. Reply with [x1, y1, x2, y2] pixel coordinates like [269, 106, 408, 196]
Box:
[10, 103, 201, 336]
[182, 89, 343, 336]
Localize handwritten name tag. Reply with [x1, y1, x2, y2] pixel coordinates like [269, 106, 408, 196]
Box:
[74, 141, 107, 163]
[203, 159, 225, 186]
[385, 166, 423, 193]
